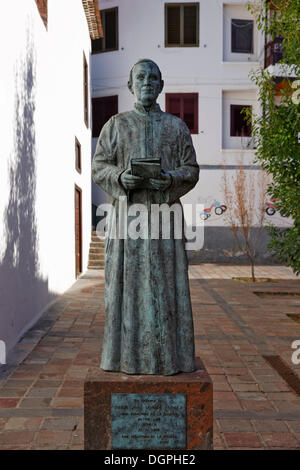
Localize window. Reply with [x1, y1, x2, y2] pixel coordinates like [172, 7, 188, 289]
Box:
[92, 96, 118, 138]
[231, 19, 253, 53]
[165, 3, 199, 47]
[75, 138, 81, 173]
[92, 8, 118, 53]
[166, 93, 198, 134]
[35, 0, 48, 29]
[230, 105, 252, 137]
[83, 53, 89, 128]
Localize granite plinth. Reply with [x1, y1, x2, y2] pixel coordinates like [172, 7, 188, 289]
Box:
[84, 358, 213, 450]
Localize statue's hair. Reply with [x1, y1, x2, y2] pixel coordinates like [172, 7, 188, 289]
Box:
[128, 59, 163, 88]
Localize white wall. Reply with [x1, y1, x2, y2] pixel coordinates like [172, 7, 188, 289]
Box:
[91, 0, 289, 230]
[0, 0, 92, 354]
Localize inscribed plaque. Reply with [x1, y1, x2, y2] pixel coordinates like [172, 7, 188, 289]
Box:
[111, 393, 186, 449]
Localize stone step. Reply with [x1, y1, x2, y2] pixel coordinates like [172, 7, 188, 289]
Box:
[90, 242, 105, 249]
[92, 234, 105, 241]
[89, 247, 105, 254]
[88, 257, 105, 262]
[88, 262, 105, 269]
[92, 231, 106, 235]
[88, 231, 106, 269]
[91, 237, 105, 243]
[92, 232, 104, 240]
[89, 253, 105, 261]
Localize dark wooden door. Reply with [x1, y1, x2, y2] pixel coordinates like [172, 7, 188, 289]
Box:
[75, 186, 82, 277]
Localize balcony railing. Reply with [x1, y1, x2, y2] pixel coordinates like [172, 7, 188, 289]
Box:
[264, 36, 283, 68]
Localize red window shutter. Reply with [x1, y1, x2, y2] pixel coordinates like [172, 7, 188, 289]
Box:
[183, 95, 198, 134]
[166, 95, 181, 119]
[92, 96, 118, 138]
[166, 93, 198, 134]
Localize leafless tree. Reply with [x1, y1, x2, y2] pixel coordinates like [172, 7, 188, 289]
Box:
[222, 162, 269, 281]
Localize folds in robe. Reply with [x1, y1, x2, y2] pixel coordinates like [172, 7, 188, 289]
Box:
[92, 103, 199, 375]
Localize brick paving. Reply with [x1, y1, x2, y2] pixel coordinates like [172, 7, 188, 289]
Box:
[0, 264, 299, 450]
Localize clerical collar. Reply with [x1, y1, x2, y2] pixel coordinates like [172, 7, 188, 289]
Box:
[134, 102, 161, 116]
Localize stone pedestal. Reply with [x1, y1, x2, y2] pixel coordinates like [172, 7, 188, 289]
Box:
[84, 358, 213, 450]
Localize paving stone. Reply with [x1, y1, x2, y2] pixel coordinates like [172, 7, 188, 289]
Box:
[240, 400, 277, 412]
[4, 417, 42, 431]
[0, 418, 8, 431]
[0, 431, 35, 445]
[213, 400, 242, 411]
[218, 419, 254, 432]
[3, 380, 34, 389]
[214, 391, 237, 400]
[285, 421, 300, 433]
[213, 431, 226, 449]
[71, 429, 84, 446]
[213, 381, 233, 392]
[0, 445, 32, 450]
[273, 401, 300, 413]
[32, 380, 62, 388]
[258, 382, 291, 393]
[57, 388, 83, 398]
[266, 392, 297, 401]
[260, 432, 300, 448]
[236, 392, 268, 401]
[253, 420, 289, 432]
[18, 398, 52, 408]
[0, 266, 299, 450]
[41, 417, 79, 430]
[26, 388, 59, 398]
[34, 430, 72, 447]
[0, 399, 20, 408]
[231, 383, 260, 392]
[50, 397, 83, 408]
[0, 389, 27, 398]
[223, 432, 263, 448]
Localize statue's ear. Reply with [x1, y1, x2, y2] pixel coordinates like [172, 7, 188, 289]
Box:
[159, 80, 164, 93]
[128, 81, 134, 94]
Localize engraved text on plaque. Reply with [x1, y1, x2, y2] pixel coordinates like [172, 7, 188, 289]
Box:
[111, 393, 186, 449]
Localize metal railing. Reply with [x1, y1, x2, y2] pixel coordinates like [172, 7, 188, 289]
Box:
[264, 36, 284, 68]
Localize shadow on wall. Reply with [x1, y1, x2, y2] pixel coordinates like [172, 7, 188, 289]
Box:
[0, 27, 57, 356]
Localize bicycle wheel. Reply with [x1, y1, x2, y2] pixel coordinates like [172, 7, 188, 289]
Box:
[266, 207, 275, 216]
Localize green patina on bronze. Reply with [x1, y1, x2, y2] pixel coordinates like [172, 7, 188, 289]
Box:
[92, 59, 200, 375]
[111, 393, 186, 449]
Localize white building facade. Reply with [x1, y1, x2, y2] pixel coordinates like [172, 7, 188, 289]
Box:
[91, 0, 289, 262]
[0, 0, 101, 355]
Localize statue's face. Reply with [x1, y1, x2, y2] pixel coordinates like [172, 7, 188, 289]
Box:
[131, 62, 163, 107]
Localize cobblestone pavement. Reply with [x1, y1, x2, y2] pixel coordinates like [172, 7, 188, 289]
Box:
[0, 264, 299, 450]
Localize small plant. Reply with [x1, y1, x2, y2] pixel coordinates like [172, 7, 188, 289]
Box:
[222, 163, 269, 281]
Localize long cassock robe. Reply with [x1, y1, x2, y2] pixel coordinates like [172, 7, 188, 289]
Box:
[92, 102, 199, 375]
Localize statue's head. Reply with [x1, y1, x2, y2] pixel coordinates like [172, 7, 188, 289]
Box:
[128, 59, 164, 107]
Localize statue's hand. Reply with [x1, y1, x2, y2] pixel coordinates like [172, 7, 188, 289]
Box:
[149, 171, 172, 191]
[120, 168, 144, 190]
